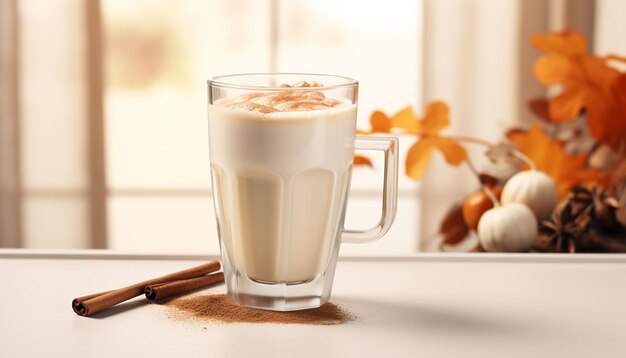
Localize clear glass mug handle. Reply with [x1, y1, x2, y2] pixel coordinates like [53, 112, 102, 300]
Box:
[342, 136, 399, 243]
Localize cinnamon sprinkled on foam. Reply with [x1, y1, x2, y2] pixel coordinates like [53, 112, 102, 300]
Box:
[215, 81, 346, 113]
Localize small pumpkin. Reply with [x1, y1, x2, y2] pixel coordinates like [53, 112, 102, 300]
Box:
[462, 188, 502, 231]
[477, 203, 538, 252]
[501, 170, 558, 220]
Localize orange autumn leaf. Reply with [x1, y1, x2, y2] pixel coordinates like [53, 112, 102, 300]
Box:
[406, 137, 467, 179]
[367, 106, 420, 134]
[534, 48, 620, 122]
[440, 203, 469, 245]
[585, 73, 626, 150]
[421, 101, 449, 135]
[403, 101, 466, 179]
[369, 111, 392, 133]
[532, 30, 587, 56]
[405, 140, 435, 179]
[507, 125, 603, 197]
[532, 30, 626, 150]
[548, 86, 586, 120]
[389, 102, 450, 134]
[528, 98, 552, 122]
[533, 54, 572, 86]
[366, 101, 450, 135]
[353, 155, 373, 167]
[365, 101, 466, 180]
[391, 106, 420, 134]
[430, 137, 467, 165]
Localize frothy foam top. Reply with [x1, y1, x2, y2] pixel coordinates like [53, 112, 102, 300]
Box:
[214, 81, 347, 114]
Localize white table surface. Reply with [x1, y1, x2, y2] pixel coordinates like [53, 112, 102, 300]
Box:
[1, 250, 626, 358]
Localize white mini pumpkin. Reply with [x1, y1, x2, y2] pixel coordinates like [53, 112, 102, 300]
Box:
[478, 203, 538, 252]
[501, 170, 558, 220]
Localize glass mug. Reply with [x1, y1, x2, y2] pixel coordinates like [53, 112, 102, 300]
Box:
[207, 73, 398, 311]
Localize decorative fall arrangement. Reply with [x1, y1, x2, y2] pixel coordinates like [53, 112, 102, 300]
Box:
[357, 30, 626, 253]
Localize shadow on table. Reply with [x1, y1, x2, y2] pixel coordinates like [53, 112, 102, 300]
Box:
[333, 296, 534, 335]
[87, 299, 147, 319]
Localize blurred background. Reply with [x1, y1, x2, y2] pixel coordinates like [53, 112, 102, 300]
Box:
[0, 0, 624, 254]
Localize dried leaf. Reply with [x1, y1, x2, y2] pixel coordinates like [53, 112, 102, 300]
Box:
[555, 118, 596, 155]
[389, 101, 450, 135]
[548, 87, 586, 121]
[391, 106, 420, 134]
[543, 56, 621, 126]
[532, 30, 625, 150]
[533, 54, 572, 86]
[431, 137, 468, 165]
[485, 141, 524, 167]
[580, 56, 622, 86]
[369, 111, 392, 133]
[588, 145, 619, 170]
[478, 173, 500, 187]
[363, 101, 450, 136]
[585, 74, 626, 150]
[405, 139, 436, 179]
[440, 203, 469, 245]
[507, 124, 603, 197]
[366, 107, 420, 134]
[405, 137, 468, 179]
[353, 155, 373, 167]
[531, 30, 587, 56]
[528, 98, 552, 122]
[421, 101, 449, 135]
[364, 101, 462, 180]
[534, 54, 619, 122]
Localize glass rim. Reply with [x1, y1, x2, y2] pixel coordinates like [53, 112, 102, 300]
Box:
[207, 73, 358, 91]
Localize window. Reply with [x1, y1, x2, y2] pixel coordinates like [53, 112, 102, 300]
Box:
[4, 0, 622, 252]
[104, 0, 423, 254]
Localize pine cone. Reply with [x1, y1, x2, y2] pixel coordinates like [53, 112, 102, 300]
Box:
[534, 185, 626, 253]
[569, 185, 618, 231]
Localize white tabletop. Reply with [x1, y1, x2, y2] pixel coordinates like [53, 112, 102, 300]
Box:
[1, 250, 625, 357]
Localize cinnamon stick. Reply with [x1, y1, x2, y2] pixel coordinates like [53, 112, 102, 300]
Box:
[145, 272, 225, 301]
[72, 261, 220, 317]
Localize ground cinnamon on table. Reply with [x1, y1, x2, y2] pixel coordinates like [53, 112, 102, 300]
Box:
[163, 294, 354, 325]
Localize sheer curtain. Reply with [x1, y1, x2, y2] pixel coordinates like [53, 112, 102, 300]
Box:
[0, 0, 22, 247]
[0, 0, 105, 249]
